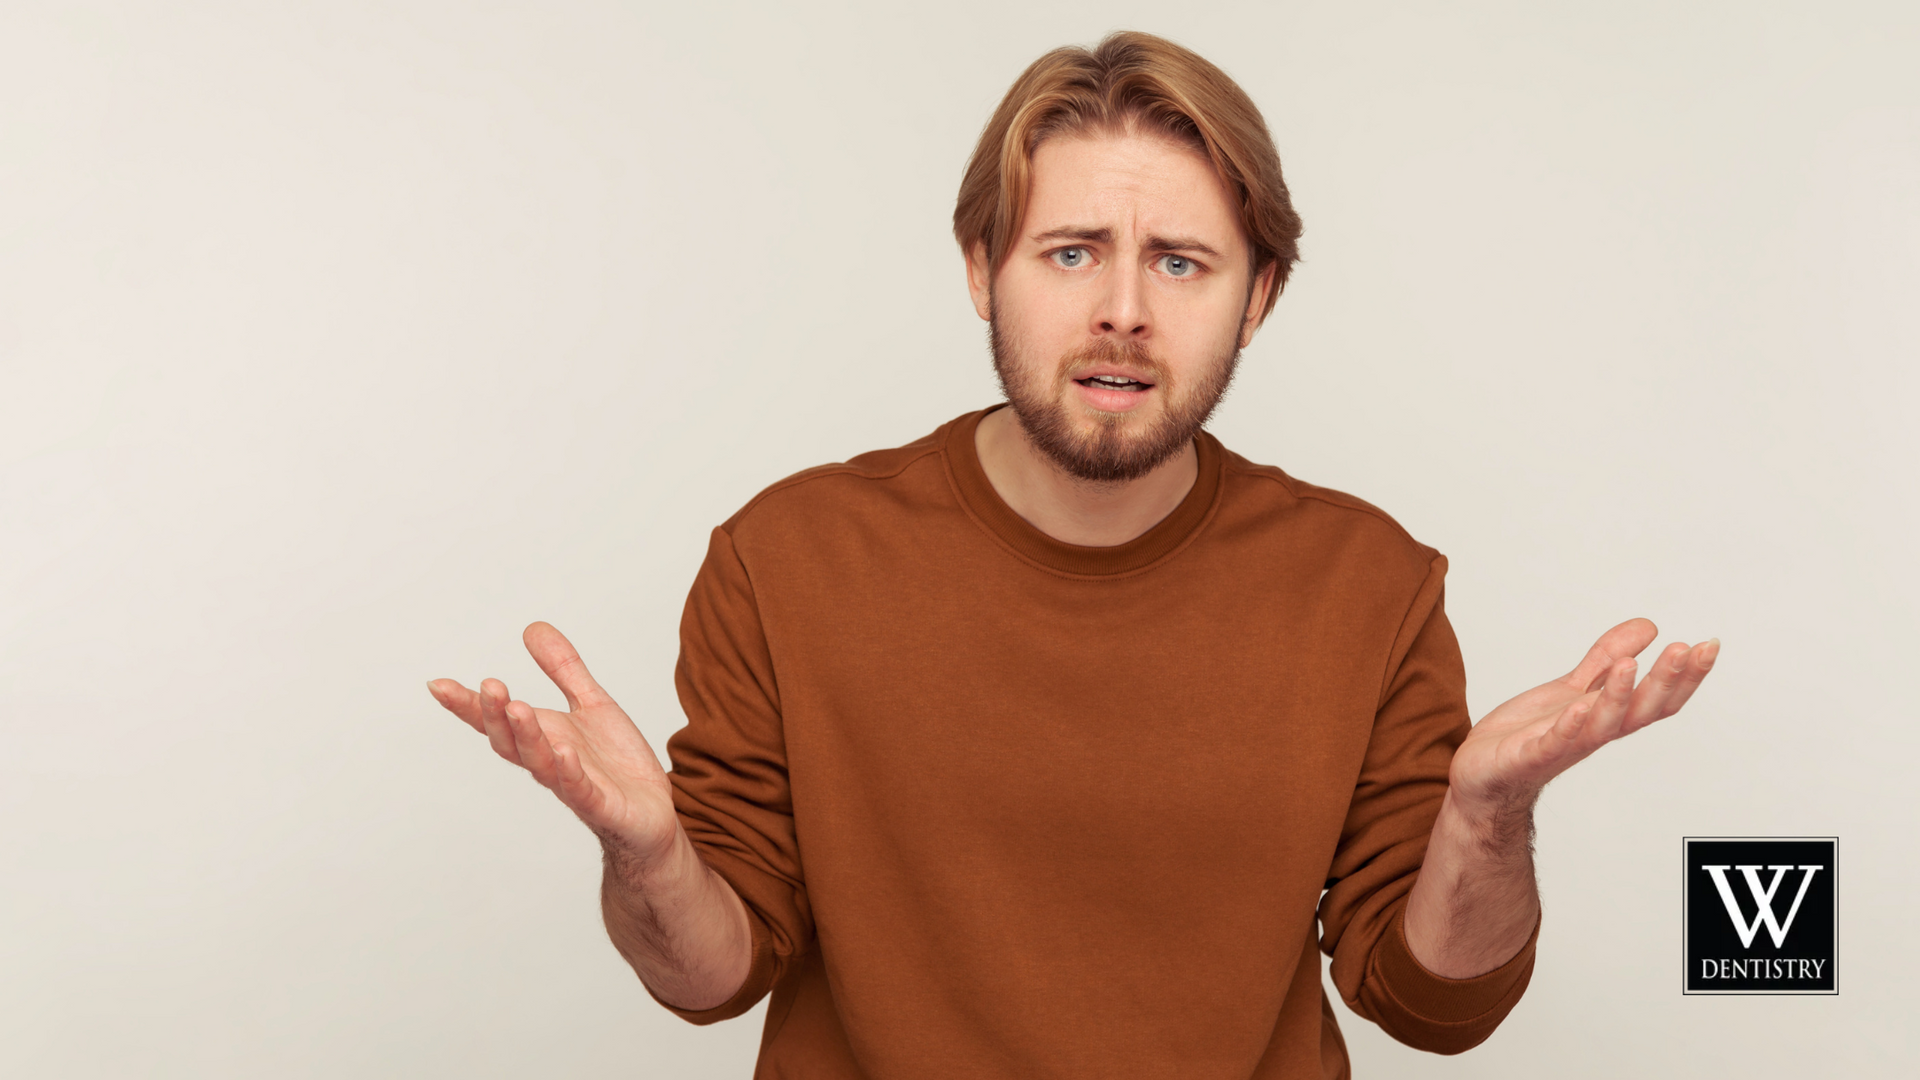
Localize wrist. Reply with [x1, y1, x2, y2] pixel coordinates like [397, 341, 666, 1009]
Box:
[1407, 789, 1544, 978]
[600, 823, 690, 891]
[1436, 786, 1539, 856]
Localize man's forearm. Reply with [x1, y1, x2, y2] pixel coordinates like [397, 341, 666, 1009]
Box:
[1401, 789, 1541, 979]
[601, 826, 754, 1011]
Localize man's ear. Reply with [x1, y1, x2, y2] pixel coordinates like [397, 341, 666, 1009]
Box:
[1238, 262, 1278, 349]
[964, 242, 993, 322]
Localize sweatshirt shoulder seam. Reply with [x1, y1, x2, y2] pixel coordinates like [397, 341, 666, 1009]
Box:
[1223, 459, 1435, 558]
[721, 442, 946, 535]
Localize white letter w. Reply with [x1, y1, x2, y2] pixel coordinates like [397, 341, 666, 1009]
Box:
[1701, 864, 1824, 948]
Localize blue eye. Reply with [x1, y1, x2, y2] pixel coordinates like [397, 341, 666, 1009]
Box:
[1053, 247, 1089, 268]
[1160, 255, 1196, 277]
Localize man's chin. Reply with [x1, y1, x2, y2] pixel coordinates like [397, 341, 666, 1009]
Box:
[1065, 406, 1156, 434]
[1012, 398, 1193, 484]
[1055, 408, 1162, 449]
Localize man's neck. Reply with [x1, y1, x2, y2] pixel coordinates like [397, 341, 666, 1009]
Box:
[973, 406, 1199, 547]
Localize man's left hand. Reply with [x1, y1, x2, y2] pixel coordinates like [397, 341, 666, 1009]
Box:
[1447, 618, 1719, 823]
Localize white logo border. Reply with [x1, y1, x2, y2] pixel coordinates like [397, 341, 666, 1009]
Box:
[1682, 835, 1839, 996]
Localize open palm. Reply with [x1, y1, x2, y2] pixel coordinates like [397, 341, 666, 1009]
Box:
[1449, 618, 1719, 816]
[428, 622, 679, 865]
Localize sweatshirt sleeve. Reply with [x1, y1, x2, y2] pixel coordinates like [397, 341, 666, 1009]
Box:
[644, 525, 814, 1025]
[1316, 553, 1538, 1054]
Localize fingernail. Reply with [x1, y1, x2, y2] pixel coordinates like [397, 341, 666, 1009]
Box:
[425, 680, 440, 697]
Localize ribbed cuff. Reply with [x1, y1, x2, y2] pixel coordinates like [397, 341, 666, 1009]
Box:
[1371, 907, 1539, 1025]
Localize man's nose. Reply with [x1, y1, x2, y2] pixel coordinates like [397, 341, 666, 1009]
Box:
[1091, 259, 1149, 338]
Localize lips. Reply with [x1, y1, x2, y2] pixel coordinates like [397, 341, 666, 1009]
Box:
[1071, 366, 1157, 393]
[1066, 364, 1161, 415]
[1052, 342, 1166, 414]
[1076, 374, 1151, 392]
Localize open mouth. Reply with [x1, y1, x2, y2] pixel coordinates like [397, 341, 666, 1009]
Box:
[1075, 374, 1154, 393]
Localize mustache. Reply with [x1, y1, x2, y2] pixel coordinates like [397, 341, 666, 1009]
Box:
[1055, 337, 1170, 382]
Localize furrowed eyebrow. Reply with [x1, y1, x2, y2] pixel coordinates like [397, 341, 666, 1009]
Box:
[1144, 235, 1223, 259]
[1027, 225, 1224, 261]
[1029, 226, 1114, 245]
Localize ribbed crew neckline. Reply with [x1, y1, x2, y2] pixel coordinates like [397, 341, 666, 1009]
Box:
[942, 404, 1224, 577]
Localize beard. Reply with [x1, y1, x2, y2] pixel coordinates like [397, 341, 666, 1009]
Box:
[989, 303, 1241, 484]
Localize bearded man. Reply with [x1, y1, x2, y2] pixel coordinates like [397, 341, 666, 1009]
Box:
[428, 31, 1716, 1079]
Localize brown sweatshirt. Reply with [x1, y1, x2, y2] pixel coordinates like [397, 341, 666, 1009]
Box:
[648, 406, 1536, 1078]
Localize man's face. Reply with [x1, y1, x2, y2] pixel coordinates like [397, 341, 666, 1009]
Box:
[968, 129, 1271, 483]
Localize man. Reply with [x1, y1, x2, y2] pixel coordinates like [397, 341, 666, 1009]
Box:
[428, 32, 1715, 1078]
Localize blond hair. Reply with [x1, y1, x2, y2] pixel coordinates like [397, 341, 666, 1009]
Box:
[953, 32, 1303, 325]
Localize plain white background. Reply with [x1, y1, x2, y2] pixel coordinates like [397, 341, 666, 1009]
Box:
[2, 1, 1914, 1076]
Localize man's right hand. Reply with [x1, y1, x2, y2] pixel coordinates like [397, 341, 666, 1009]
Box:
[429, 622, 754, 1011]
[427, 621, 680, 871]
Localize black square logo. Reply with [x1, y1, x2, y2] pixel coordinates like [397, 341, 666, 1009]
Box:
[1683, 837, 1837, 995]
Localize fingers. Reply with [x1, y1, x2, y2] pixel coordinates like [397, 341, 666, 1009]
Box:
[1680, 637, 1721, 700]
[1620, 638, 1720, 735]
[1523, 669, 1625, 774]
[504, 700, 564, 788]
[1521, 656, 1634, 776]
[477, 678, 522, 766]
[1618, 641, 1690, 733]
[1584, 656, 1638, 743]
[427, 677, 548, 770]
[550, 740, 605, 819]
[431, 672, 599, 804]
[1564, 618, 1659, 691]
[426, 678, 486, 733]
[1547, 698, 1593, 745]
[523, 621, 611, 712]
[1523, 636, 1720, 780]
[430, 659, 622, 827]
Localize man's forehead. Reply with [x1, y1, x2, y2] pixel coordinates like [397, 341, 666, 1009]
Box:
[1023, 132, 1243, 248]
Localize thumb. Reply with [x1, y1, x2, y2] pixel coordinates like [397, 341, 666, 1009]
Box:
[523, 622, 612, 712]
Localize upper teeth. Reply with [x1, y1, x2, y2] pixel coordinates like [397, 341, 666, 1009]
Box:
[1092, 375, 1134, 385]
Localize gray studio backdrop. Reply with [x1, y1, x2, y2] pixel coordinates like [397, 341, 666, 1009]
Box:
[2, 2, 1914, 1076]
